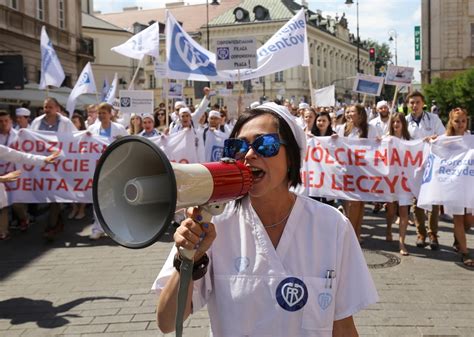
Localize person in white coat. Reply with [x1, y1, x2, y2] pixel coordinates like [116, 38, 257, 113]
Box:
[29, 97, 77, 240]
[0, 145, 58, 240]
[87, 102, 128, 240]
[405, 91, 445, 250]
[369, 100, 390, 137]
[153, 103, 378, 336]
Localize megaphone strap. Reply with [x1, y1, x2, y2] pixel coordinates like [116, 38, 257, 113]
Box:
[173, 253, 209, 281]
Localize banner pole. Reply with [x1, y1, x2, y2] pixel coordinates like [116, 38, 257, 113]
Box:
[238, 69, 242, 116]
[391, 85, 399, 112]
[165, 78, 169, 128]
[307, 66, 314, 106]
[128, 58, 143, 90]
[386, 85, 399, 136]
[362, 94, 367, 106]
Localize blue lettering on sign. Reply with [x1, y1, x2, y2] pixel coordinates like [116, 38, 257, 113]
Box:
[276, 277, 308, 312]
[168, 24, 217, 76]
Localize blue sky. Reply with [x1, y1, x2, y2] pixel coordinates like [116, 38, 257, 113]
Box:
[94, 0, 421, 81]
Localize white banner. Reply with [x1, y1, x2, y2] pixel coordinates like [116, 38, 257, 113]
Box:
[166, 9, 308, 81]
[417, 135, 474, 210]
[39, 26, 65, 89]
[302, 136, 425, 202]
[119, 90, 153, 114]
[3, 129, 203, 204]
[111, 22, 159, 60]
[66, 62, 97, 116]
[313, 85, 335, 107]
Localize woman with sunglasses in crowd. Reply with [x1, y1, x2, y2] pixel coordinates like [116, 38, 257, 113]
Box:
[386, 112, 413, 256]
[443, 107, 473, 267]
[153, 102, 378, 336]
[154, 108, 168, 133]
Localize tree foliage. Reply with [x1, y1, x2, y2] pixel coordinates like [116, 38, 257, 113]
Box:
[423, 68, 474, 121]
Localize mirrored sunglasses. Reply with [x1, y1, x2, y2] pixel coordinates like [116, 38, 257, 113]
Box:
[223, 133, 286, 160]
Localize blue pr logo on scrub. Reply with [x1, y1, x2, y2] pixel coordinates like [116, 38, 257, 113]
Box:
[234, 257, 249, 272]
[318, 292, 333, 310]
[276, 277, 308, 311]
[168, 24, 217, 76]
[422, 154, 435, 184]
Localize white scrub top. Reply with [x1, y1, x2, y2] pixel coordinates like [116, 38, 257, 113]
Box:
[369, 116, 389, 137]
[152, 195, 378, 337]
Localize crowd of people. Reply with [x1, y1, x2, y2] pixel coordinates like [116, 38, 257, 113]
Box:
[0, 90, 472, 266]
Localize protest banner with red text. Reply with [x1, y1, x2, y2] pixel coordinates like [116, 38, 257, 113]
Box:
[301, 136, 426, 202]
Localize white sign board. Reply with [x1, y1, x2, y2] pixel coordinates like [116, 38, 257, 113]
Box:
[167, 82, 183, 98]
[385, 65, 414, 86]
[215, 37, 257, 71]
[119, 90, 154, 114]
[352, 73, 384, 96]
[154, 62, 168, 78]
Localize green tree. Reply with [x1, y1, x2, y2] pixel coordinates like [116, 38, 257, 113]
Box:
[423, 68, 474, 122]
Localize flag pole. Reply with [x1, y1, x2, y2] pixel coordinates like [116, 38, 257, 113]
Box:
[237, 69, 242, 116]
[165, 79, 169, 128]
[128, 58, 143, 90]
[307, 66, 315, 107]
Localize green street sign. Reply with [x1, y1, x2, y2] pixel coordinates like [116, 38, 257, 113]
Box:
[414, 26, 421, 60]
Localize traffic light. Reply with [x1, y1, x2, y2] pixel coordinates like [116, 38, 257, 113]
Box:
[369, 48, 376, 62]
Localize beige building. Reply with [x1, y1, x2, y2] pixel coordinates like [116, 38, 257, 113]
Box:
[421, 0, 474, 83]
[0, 0, 93, 89]
[98, 0, 374, 107]
[81, 12, 134, 93]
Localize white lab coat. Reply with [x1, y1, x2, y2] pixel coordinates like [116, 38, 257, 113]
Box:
[369, 116, 389, 137]
[0, 145, 47, 208]
[30, 113, 77, 133]
[87, 121, 128, 141]
[406, 112, 445, 140]
[153, 195, 378, 337]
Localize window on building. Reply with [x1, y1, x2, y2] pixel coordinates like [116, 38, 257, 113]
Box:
[9, 0, 18, 9]
[185, 80, 193, 87]
[274, 71, 284, 82]
[37, 0, 45, 21]
[317, 56, 320, 67]
[149, 74, 156, 89]
[58, 0, 65, 29]
[185, 98, 193, 106]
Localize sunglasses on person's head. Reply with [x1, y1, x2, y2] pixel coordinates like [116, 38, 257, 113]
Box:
[223, 133, 286, 160]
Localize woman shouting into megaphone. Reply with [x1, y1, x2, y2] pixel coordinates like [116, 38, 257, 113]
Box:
[153, 102, 378, 337]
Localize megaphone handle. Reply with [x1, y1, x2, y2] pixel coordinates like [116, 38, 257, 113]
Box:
[178, 204, 224, 260]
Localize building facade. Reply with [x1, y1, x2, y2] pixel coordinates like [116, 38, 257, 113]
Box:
[421, 0, 474, 83]
[0, 0, 93, 89]
[98, 0, 374, 108]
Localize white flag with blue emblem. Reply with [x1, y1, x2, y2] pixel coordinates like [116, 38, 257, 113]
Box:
[39, 26, 65, 89]
[103, 73, 118, 104]
[66, 62, 97, 116]
[101, 76, 110, 101]
[166, 9, 309, 81]
[111, 22, 159, 60]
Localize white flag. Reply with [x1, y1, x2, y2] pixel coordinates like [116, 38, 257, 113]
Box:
[39, 26, 65, 89]
[111, 22, 159, 60]
[66, 62, 97, 116]
[100, 76, 110, 101]
[166, 9, 309, 81]
[313, 85, 335, 107]
[104, 73, 118, 104]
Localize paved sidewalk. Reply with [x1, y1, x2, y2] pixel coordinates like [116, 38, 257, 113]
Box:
[0, 205, 473, 337]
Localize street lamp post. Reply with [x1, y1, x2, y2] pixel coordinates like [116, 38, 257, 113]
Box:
[345, 0, 360, 101]
[388, 29, 398, 66]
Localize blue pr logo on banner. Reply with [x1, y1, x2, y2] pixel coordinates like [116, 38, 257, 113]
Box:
[168, 24, 217, 76]
[210, 145, 223, 162]
[422, 154, 435, 184]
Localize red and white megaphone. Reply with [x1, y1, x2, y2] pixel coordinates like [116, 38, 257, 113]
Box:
[92, 136, 253, 249]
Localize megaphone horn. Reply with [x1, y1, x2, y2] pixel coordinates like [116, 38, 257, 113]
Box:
[92, 136, 253, 249]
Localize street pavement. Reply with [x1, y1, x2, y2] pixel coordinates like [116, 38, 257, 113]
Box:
[0, 204, 473, 337]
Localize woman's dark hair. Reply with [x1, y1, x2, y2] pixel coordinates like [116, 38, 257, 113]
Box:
[389, 112, 411, 140]
[311, 111, 334, 136]
[153, 108, 166, 127]
[71, 113, 86, 131]
[344, 104, 368, 138]
[229, 108, 301, 188]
